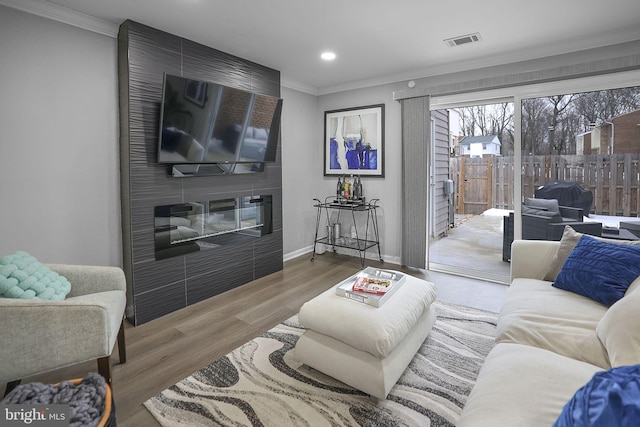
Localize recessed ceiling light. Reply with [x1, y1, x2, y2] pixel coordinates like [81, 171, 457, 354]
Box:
[321, 51, 336, 61]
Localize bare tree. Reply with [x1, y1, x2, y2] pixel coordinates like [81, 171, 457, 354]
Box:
[458, 87, 638, 158]
[522, 98, 549, 155]
[457, 103, 514, 155]
[574, 88, 640, 127]
[491, 103, 514, 155]
[548, 95, 575, 154]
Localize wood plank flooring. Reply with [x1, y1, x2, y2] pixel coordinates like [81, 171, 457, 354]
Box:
[1, 252, 506, 426]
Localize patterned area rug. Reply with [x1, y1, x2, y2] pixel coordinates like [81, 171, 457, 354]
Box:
[144, 301, 497, 426]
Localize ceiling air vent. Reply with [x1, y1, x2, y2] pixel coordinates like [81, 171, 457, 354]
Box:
[444, 32, 482, 47]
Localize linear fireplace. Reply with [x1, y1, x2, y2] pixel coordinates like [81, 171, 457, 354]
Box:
[154, 195, 273, 260]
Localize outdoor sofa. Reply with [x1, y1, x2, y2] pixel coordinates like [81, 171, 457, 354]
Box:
[502, 197, 602, 261]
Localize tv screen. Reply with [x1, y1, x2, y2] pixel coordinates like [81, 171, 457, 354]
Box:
[158, 74, 282, 165]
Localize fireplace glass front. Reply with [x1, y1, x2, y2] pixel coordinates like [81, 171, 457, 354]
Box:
[154, 195, 272, 260]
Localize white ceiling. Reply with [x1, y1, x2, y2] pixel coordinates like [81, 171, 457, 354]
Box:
[12, 0, 640, 94]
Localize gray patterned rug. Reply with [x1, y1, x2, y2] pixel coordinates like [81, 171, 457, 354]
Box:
[144, 301, 497, 426]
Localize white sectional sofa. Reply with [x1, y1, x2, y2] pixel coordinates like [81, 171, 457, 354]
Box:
[457, 228, 640, 426]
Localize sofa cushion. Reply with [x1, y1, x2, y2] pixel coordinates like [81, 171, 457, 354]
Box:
[596, 276, 640, 367]
[553, 364, 640, 427]
[497, 278, 609, 368]
[553, 235, 640, 306]
[457, 342, 603, 427]
[253, 127, 268, 140]
[0, 252, 71, 300]
[544, 226, 640, 281]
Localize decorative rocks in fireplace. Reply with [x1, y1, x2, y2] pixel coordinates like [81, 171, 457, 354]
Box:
[154, 195, 272, 260]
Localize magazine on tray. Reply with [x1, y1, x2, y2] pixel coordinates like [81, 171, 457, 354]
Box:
[352, 276, 393, 294]
[335, 267, 406, 307]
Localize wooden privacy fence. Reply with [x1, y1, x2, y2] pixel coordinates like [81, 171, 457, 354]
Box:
[451, 154, 640, 217]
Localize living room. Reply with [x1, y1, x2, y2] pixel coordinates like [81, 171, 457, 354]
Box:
[2, 1, 640, 425]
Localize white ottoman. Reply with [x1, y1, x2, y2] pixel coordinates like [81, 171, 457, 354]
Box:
[295, 272, 437, 400]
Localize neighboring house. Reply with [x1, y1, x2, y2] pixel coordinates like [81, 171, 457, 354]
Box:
[458, 135, 501, 157]
[432, 110, 452, 238]
[448, 109, 461, 156]
[577, 109, 640, 155]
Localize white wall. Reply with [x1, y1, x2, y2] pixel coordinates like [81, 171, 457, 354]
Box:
[280, 87, 320, 259]
[314, 84, 405, 264]
[281, 83, 407, 265]
[7, 5, 635, 270]
[0, 6, 121, 266]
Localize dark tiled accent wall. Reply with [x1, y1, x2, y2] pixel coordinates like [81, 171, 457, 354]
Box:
[118, 21, 283, 325]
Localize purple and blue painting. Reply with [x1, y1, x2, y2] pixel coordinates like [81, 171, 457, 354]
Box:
[325, 106, 382, 175]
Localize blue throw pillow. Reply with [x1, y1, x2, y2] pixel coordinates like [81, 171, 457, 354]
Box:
[554, 364, 640, 427]
[553, 235, 640, 306]
[0, 251, 71, 300]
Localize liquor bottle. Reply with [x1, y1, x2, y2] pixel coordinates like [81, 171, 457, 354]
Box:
[344, 176, 350, 199]
[353, 175, 361, 200]
[342, 175, 347, 198]
[336, 177, 342, 198]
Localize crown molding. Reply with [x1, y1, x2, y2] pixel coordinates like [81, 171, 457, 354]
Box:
[0, 0, 119, 37]
[280, 77, 318, 96]
[317, 26, 640, 96]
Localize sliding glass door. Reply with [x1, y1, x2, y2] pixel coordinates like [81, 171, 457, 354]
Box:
[425, 71, 640, 283]
[427, 100, 513, 284]
[520, 86, 640, 245]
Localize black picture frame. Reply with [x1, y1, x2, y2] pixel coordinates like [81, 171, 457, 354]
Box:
[324, 104, 384, 177]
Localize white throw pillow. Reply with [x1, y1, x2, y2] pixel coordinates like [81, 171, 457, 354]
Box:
[596, 276, 640, 367]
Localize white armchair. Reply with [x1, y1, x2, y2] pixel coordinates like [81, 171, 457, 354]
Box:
[0, 264, 127, 395]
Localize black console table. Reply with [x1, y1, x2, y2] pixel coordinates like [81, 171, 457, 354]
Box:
[311, 197, 382, 267]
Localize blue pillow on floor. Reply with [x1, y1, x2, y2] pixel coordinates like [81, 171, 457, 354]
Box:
[553, 235, 640, 306]
[554, 364, 640, 427]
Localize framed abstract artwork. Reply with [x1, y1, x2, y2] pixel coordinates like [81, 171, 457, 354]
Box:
[324, 104, 384, 177]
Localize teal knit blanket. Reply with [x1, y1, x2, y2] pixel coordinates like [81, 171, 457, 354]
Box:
[0, 251, 71, 300]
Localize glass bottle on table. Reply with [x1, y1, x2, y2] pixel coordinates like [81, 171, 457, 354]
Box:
[352, 176, 361, 201]
[341, 174, 347, 199]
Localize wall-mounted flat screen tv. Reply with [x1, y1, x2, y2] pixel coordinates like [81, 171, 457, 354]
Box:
[158, 74, 282, 165]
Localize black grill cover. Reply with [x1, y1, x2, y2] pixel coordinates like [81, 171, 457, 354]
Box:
[535, 181, 593, 215]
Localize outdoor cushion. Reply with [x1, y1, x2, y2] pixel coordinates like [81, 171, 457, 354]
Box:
[525, 197, 560, 213]
[553, 236, 640, 306]
[522, 205, 560, 218]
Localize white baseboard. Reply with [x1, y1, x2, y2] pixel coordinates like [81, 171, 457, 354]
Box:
[284, 245, 399, 266]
